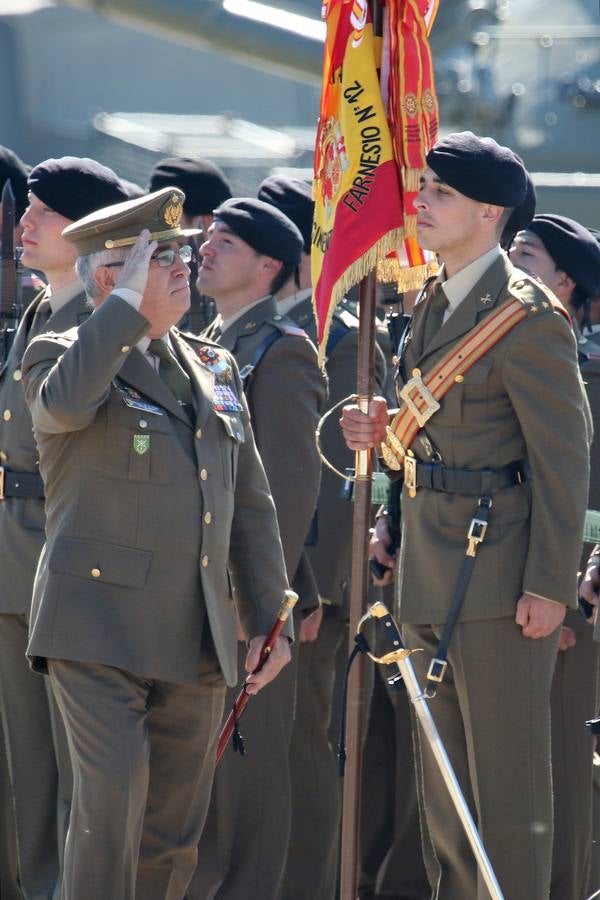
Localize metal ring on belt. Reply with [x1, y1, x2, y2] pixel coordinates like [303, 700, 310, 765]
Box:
[413, 459, 528, 495]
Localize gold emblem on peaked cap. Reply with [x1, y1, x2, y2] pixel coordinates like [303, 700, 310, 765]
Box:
[163, 194, 183, 228]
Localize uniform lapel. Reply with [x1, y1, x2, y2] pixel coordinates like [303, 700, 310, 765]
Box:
[46, 289, 90, 332]
[220, 296, 276, 354]
[117, 347, 191, 425]
[0, 286, 49, 378]
[171, 331, 216, 433]
[416, 253, 511, 365]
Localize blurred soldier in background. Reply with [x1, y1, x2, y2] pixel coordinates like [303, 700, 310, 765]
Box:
[0, 155, 129, 900]
[190, 197, 326, 900]
[510, 213, 600, 900]
[149, 157, 232, 333]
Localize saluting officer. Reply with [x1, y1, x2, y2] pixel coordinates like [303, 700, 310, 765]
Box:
[341, 132, 590, 900]
[0, 156, 129, 900]
[20, 187, 292, 900]
[189, 197, 327, 900]
[510, 214, 600, 900]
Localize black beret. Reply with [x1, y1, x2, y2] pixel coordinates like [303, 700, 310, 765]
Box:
[213, 197, 303, 266]
[149, 157, 232, 216]
[257, 175, 314, 254]
[426, 131, 527, 208]
[0, 146, 30, 219]
[501, 168, 536, 249]
[527, 214, 600, 297]
[28, 157, 129, 222]
[120, 178, 146, 200]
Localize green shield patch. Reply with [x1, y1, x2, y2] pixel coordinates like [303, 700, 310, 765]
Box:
[133, 433, 150, 455]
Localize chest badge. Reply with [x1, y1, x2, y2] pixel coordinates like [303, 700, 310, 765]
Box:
[133, 434, 150, 455]
[197, 346, 232, 380]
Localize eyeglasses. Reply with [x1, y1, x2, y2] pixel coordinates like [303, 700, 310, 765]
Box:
[103, 245, 194, 269]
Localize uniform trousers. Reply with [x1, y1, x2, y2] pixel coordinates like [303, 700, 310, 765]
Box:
[358, 659, 429, 900]
[48, 653, 225, 900]
[189, 629, 299, 900]
[0, 614, 71, 900]
[550, 608, 600, 900]
[403, 617, 559, 900]
[282, 609, 346, 900]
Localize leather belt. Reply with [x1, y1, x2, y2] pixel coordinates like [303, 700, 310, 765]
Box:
[0, 467, 45, 500]
[408, 459, 528, 496]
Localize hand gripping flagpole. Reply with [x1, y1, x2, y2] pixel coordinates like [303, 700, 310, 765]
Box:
[359, 600, 505, 900]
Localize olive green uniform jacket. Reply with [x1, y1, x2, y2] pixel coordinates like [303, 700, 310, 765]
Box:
[205, 295, 327, 610]
[0, 286, 89, 613]
[21, 292, 291, 687]
[396, 252, 590, 623]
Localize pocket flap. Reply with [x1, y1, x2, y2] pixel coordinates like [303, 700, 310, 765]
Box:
[216, 412, 245, 443]
[49, 537, 152, 588]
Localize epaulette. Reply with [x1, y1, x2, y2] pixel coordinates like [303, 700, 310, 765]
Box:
[508, 270, 570, 323]
[334, 307, 359, 330]
[267, 314, 308, 339]
[35, 327, 78, 348]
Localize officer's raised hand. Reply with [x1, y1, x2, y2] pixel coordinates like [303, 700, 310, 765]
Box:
[114, 228, 157, 295]
[340, 397, 389, 451]
[244, 636, 291, 696]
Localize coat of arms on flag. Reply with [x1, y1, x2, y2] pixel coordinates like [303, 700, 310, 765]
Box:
[312, 0, 440, 361]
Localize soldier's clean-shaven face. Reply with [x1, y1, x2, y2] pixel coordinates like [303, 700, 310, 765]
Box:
[196, 221, 275, 306]
[20, 192, 77, 275]
[414, 168, 497, 258]
[509, 230, 564, 297]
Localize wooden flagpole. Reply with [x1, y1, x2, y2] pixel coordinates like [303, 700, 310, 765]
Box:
[339, 4, 383, 892]
[339, 265, 377, 899]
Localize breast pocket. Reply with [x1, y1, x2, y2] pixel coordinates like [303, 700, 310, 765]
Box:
[105, 395, 173, 484]
[215, 412, 245, 492]
[439, 356, 494, 426]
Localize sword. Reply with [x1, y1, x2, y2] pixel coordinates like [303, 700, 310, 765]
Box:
[215, 589, 298, 763]
[358, 601, 505, 900]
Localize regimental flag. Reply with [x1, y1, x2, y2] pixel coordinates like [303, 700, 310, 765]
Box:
[312, 0, 439, 361]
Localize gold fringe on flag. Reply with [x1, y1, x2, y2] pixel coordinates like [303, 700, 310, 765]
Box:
[314, 227, 405, 368]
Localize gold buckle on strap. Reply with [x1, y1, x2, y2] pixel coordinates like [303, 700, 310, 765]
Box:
[399, 374, 440, 428]
[466, 516, 488, 558]
[404, 455, 417, 497]
[0, 466, 4, 501]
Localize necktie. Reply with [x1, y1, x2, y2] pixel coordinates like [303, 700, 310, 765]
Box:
[421, 285, 449, 350]
[27, 299, 52, 341]
[148, 339, 194, 408]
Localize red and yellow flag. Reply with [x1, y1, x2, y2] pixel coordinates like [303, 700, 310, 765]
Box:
[312, 0, 439, 361]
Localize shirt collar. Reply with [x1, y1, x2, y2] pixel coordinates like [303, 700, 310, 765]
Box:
[48, 278, 83, 314]
[441, 244, 502, 315]
[277, 287, 313, 316]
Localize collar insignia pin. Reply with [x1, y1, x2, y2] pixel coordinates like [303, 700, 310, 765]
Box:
[480, 294, 493, 305]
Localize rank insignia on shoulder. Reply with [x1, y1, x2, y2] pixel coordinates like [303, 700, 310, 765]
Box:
[213, 382, 243, 413]
[281, 324, 307, 337]
[133, 434, 150, 455]
[197, 346, 232, 380]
